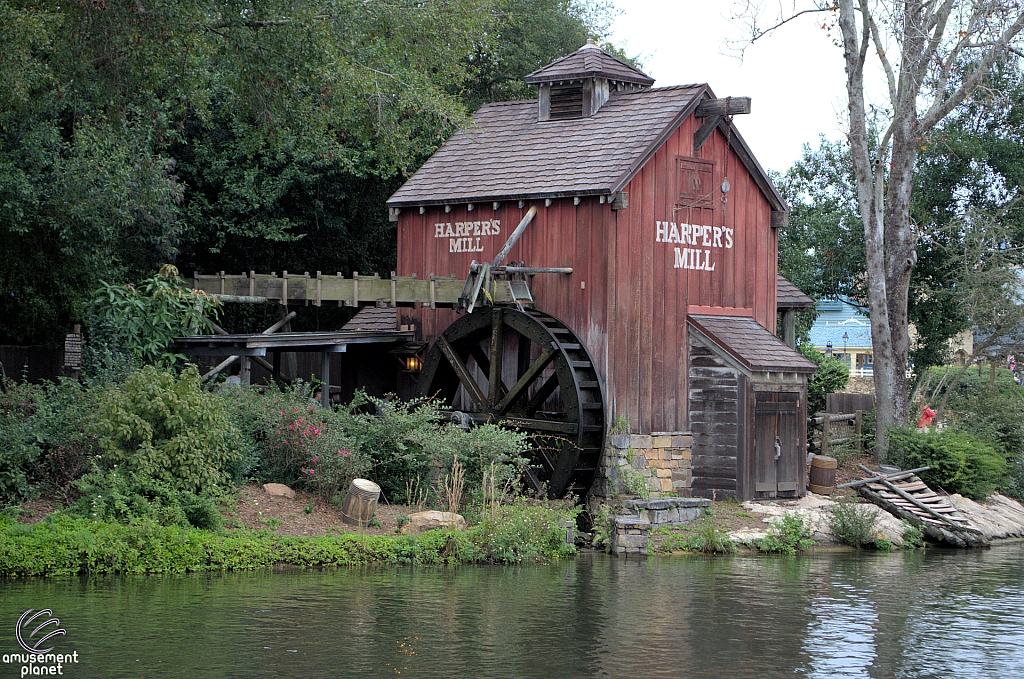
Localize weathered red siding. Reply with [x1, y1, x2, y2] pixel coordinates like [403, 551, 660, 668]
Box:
[395, 117, 776, 436]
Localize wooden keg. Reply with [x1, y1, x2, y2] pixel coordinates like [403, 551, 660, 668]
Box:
[341, 478, 381, 527]
[808, 455, 838, 495]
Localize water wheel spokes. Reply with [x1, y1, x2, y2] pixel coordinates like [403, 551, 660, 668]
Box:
[418, 307, 604, 499]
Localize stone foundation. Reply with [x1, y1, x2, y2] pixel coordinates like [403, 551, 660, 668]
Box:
[593, 432, 693, 499]
[612, 516, 650, 556]
[622, 497, 711, 526]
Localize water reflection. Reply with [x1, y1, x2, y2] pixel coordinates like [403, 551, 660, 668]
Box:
[2, 544, 1023, 678]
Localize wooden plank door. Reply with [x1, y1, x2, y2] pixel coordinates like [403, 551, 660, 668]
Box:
[754, 392, 802, 497]
[775, 392, 802, 496]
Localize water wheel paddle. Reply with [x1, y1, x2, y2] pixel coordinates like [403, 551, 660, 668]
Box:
[418, 307, 604, 499]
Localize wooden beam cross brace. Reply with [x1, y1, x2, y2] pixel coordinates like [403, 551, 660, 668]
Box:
[693, 97, 751, 153]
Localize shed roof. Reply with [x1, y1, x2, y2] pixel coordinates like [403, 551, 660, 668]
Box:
[342, 306, 397, 332]
[387, 86, 787, 211]
[524, 43, 655, 86]
[777, 276, 815, 309]
[689, 315, 817, 373]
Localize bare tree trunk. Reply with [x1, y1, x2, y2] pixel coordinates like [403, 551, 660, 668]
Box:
[839, 0, 899, 458]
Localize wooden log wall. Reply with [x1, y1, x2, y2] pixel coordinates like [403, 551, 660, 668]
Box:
[687, 339, 743, 499]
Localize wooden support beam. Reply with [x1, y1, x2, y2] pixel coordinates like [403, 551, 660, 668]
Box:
[693, 115, 720, 153]
[695, 97, 751, 117]
[320, 351, 331, 409]
[438, 336, 487, 409]
[487, 309, 505, 406]
[782, 308, 796, 349]
[496, 347, 556, 414]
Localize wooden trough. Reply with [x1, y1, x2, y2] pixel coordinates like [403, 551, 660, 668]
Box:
[839, 465, 989, 548]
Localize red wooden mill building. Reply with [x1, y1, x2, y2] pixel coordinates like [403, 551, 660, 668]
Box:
[387, 42, 816, 501]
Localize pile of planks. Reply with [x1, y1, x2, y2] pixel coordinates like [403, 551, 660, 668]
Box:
[839, 465, 989, 547]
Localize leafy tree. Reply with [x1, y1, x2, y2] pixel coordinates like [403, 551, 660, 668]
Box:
[800, 344, 851, 415]
[1, 0, 625, 346]
[734, 0, 1024, 457]
[89, 267, 221, 365]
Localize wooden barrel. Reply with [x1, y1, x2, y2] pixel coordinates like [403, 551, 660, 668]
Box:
[341, 478, 381, 527]
[809, 455, 838, 495]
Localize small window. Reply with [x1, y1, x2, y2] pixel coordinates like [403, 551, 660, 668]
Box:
[549, 84, 584, 119]
[677, 158, 714, 206]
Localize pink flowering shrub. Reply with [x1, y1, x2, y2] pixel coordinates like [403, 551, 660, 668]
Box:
[264, 401, 365, 501]
[265, 404, 325, 483]
[303, 434, 364, 503]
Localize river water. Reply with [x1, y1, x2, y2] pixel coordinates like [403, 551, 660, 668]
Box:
[3, 543, 1024, 678]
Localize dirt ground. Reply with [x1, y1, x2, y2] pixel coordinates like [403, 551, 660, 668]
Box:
[226, 484, 417, 537]
[13, 497, 58, 524]
[647, 454, 878, 545]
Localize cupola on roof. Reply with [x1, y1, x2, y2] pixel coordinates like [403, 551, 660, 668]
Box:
[525, 40, 655, 87]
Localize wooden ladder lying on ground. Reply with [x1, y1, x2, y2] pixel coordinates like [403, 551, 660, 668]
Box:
[838, 464, 989, 548]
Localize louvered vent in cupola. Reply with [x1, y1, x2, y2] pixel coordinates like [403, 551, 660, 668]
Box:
[549, 84, 585, 119]
[526, 39, 655, 123]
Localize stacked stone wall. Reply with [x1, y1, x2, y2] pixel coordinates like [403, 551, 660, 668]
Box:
[593, 432, 693, 499]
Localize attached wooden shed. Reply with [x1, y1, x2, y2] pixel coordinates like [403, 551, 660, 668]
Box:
[387, 41, 816, 500]
[688, 315, 816, 499]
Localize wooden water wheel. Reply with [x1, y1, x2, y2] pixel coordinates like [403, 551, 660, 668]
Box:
[417, 307, 605, 499]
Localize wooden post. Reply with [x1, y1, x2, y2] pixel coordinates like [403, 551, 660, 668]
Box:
[782, 308, 796, 348]
[855, 410, 864, 456]
[241, 356, 251, 386]
[279, 306, 297, 380]
[320, 351, 331, 409]
[821, 415, 830, 458]
[272, 350, 282, 388]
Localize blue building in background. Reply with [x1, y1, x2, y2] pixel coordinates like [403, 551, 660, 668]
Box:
[807, 297, 873, 376]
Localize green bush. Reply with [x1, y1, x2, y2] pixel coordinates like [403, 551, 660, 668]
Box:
[901, 521, 925, 549]
[71, 467, 226, 530]
[471, 499, 578, 563]
[0, 379, 99, 506]
[89, 366, 241, 493]
[333, 394, 529, 505]
[0, 501, 580, 576]
[756, 514, 816, 554]
[886, 427, 1006, 500]
[799, 344, 850, 415]
[659, 510, 736, 554]
[827, 500, 878, 548]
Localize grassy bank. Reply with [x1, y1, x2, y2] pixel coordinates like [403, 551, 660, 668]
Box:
[0, 502, 577, 577]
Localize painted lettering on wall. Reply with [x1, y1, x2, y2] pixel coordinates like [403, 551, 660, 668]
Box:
[656, 221, 733, 271]
[434, 220, 502, 254]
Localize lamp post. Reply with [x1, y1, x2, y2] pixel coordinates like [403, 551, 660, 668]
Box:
[826, 341, 833, 357]
[843, 331, 849, 369]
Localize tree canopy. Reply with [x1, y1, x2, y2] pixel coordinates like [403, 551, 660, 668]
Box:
[0, 0, 624, 345]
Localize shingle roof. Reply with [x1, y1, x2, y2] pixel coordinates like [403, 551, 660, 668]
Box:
[777, 275, 815, 309]
[689, 315, 818, 373]
[388, 85, 704, 207]
[524, 43, 655, 86]
[342, 306, 397, 332]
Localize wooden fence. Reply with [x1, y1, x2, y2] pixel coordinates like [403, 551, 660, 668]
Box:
[809, 411, 866, 458]
[0, 346, 64, 383]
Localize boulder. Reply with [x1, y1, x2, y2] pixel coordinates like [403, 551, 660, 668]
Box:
[401, 510, 467, 535]
[263, 483, 295, 499]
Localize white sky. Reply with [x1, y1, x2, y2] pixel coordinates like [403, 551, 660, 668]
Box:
[608, 1, 852, 174]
